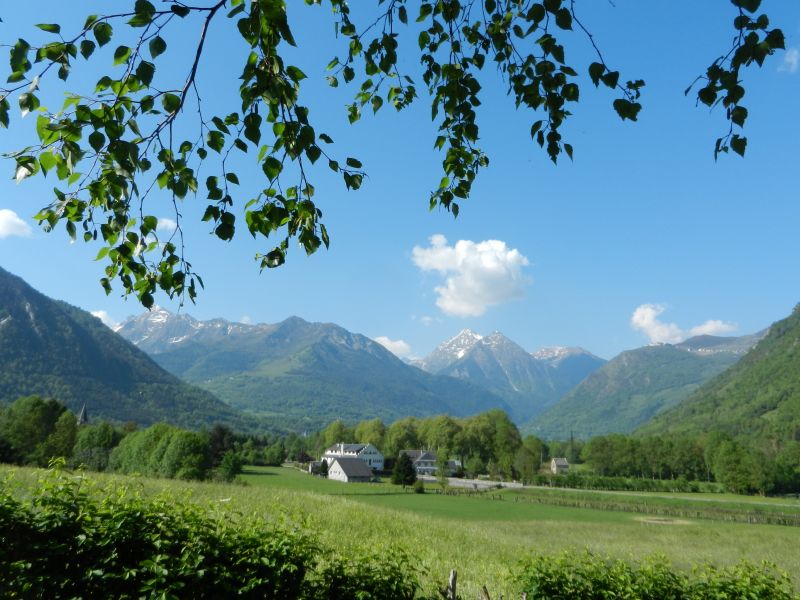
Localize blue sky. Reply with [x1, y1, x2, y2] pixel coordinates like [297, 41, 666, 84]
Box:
[1, 1, 799, 360]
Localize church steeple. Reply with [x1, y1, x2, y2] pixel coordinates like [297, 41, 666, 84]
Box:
[76, 404, 88, 425]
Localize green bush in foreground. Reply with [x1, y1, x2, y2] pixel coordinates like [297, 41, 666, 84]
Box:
[2, 466, 798, 599]
[516, 551, 797, 600]
[0, 466, 425, 599]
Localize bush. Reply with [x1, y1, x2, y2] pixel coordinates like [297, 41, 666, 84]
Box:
[413, 480, 425, 494]
[0, 466, 429, 600]
[515, 550, 796, 600]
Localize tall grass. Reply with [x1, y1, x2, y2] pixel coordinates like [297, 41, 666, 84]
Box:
[3, 464, 799, 598]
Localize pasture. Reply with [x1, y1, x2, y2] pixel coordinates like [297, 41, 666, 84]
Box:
[3, 464, 799, 598]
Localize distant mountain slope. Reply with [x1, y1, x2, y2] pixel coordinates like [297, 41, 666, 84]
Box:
[417, 331, 605, 422]
[117, 311, 508, 429]
[0, 266, 254, 431]
[526, 332, 763, 440]
[638, 306, 800, 440]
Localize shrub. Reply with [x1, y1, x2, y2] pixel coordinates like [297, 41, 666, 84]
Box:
[0, 466, 429, 599]
[515, 550, 796, 600]
[413, 479, 425, 494]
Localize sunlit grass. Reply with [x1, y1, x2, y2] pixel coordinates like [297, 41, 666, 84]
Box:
[3, 464, 800, 598]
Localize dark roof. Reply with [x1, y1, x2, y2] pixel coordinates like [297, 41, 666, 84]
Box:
[401, 449, 437, 462]
[324, 443, 367, 454]
[332, 457, 374, 478]
[552, 457, 569, 466]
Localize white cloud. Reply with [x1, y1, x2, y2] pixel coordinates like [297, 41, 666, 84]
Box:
[689, 319, 737, 337]
[779, 47, 799, 74]
[0, 209, 32, 239]
[157, 217, 178, 234]
[412, 234, 531, 317]
[630, 304, 684, 344]
[374, 336, 413, 358]
[631, 304, 736, 344]
[91, 310, 119, 329]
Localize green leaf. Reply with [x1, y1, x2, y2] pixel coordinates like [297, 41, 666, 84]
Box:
[113, 45, 131, 66]
[93, 22, 113, 47]
[171, 5, 191, 17]
[562, 83, 579, 102]
[39, 151, 57, 174]
[149, 36, 167, 59]
[345, 157, 362, 169]
[588, 62, 604, 86]
[730, 134, 747, 156]
[162, 93, 181, 114]
[263, 156, 282, 180]
[286, 66, 307, 82]
[730, 106, 748, 128]
[136, 61, 155, 86]
[80, 39, 96, 60]
[555, 8, 572, 30]
[612, 98, 641, 121]
[89, 130, 106, 152]
[600, 71, 619, 89]
[0, 98, 8, 128]
[36, 23, 61, 34]
[207, 130, 225, 152]
[225, 172, 240, 185]
[731, 0, 761, 13]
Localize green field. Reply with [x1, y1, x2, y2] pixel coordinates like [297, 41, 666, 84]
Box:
[4, 464, 800, 598]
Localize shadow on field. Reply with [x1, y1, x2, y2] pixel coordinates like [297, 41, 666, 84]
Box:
[241, 468, 277, 476]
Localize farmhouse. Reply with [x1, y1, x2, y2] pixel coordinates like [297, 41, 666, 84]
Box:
[551, 457, 569, 475]
[401, 450, 461, 476]
[327, 457, 374, 483]
[322, 442, 384, 470]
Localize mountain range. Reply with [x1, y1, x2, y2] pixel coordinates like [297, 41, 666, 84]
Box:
[0, 266, 255, 431]
[414, 329, 606, 421]
[525, 331, 764, 439]
[5, 263, 795, 443]
[116, 309, 512, 430]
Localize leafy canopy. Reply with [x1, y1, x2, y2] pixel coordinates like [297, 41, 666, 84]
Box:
[0, 0, 785, 307]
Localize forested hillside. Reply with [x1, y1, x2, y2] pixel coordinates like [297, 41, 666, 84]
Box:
[526, 341, 751, 439]
[639, 305, 800, 441]
[0, 267, 258, 431]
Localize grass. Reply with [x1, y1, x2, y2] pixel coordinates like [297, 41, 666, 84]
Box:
[4, 464, 800, 598]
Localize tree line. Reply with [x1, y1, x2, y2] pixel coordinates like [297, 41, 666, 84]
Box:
[4, 395, 797, 495]
[0, 396, 251, 481]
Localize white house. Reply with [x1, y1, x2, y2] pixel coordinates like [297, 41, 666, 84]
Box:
[322, 442, 384, 471]
[327, 457, 374, 483]
[551, 457, 569, 474]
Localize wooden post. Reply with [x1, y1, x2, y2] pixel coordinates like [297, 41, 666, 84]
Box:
[439, 569, 457, 600]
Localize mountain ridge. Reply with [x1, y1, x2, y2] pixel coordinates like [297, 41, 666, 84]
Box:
[0, 266, 258, 431]
[117, 310, 511, 429]
[526, 330, 765, 440]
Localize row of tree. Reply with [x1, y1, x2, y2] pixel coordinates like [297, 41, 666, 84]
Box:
[5, 396, 797, 495]
[0, 396, 244, 481]
[581, 432, 800, 495]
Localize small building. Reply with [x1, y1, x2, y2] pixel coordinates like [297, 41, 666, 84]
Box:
[551, 457, 569, 475]
[401, 449, 461, 476]
[322, 442, 384, 471]
[327, 457, 374, 483]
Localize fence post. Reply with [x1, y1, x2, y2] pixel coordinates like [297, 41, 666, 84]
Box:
[439, 569, 457, 600]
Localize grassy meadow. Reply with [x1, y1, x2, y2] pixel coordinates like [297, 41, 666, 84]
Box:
[3, 464, 800, 598]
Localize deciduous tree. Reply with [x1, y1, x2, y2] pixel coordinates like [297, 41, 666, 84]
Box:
[0, 1, 785, 305]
